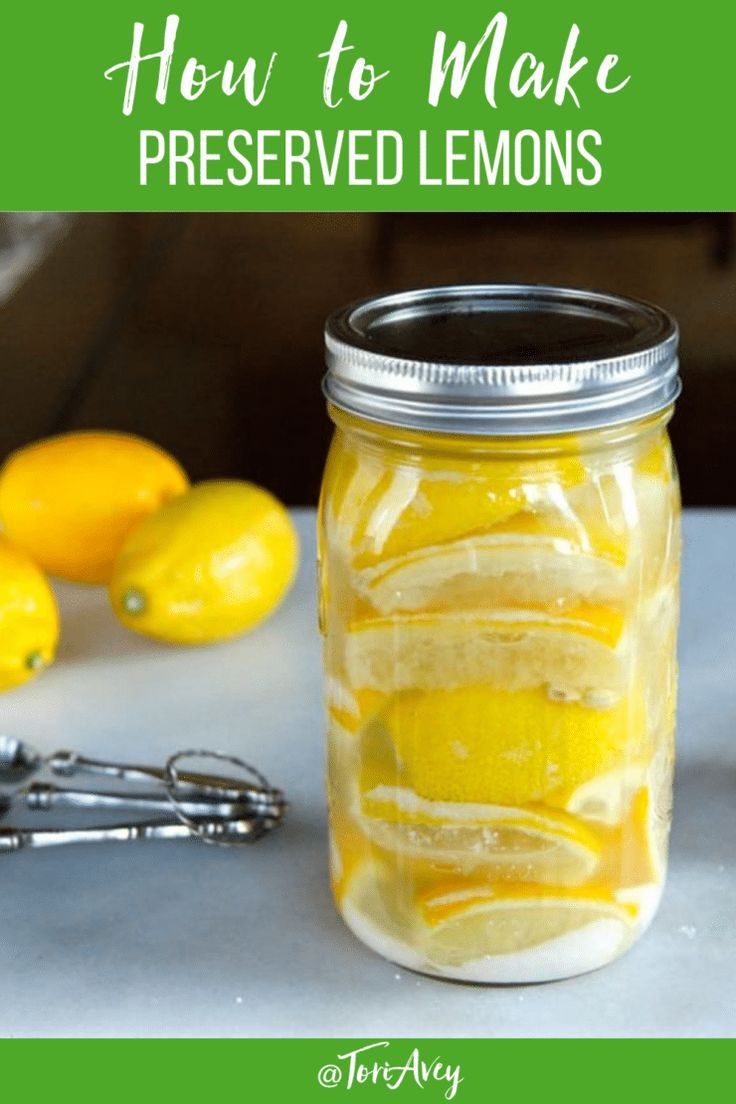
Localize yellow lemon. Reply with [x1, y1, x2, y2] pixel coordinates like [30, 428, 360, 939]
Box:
[381, 685, 643, 807]
[0, 432, 189, 584]
[0, 537, 59, 691]
[109, 480, 298, 645]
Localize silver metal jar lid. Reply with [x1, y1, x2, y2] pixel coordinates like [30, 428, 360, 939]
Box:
[323, 284, 681, 435]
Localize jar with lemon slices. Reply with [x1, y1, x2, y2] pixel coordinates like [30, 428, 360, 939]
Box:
[319, 285, 681, 983]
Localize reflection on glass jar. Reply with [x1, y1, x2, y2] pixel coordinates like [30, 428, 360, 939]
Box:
[319, 285, 681, 983]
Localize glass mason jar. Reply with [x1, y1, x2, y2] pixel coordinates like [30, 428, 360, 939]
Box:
[318, 285, 681, 983]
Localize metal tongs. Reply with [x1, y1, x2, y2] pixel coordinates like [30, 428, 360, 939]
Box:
[0, 736, 287, 853]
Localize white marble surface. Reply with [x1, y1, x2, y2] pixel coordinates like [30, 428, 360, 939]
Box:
[0, 508, 733, 1038]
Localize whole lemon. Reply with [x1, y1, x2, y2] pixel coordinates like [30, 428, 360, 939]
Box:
[0, 432, 189, 584]
[109, 481, 299, 645]
[0, 536, 59, 692]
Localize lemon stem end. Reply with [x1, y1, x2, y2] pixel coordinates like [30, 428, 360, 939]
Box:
[26, 651, 45, 672]
[122, 588, 147, 616]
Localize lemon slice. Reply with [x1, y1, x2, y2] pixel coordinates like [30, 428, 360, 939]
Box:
[346, 611, 626, 698]
[566, 471, 678, 592]
[359, 785, 602, 884]
[326, 441, 586, 568]
[419, 880, 638, 966]
[322, 452, 399, 557]
[634, 433, 670, 478]
[339, 856, 429, 969]
[340, 861, 640, 981]
[634, 477, 681, 591]
[352, 474, 529, 567]
[325, 674, 362, 734]
[616, 883, 663, 933]
[610, 786, 665, 887]
[372, 685, 642, 808]
[355, 533, 627, 616]
[329, 820, 372, 906]
[324, 675, 384, 735]
[565, 764, 648, 826]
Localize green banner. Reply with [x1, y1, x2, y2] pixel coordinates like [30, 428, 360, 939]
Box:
[2, 0, 733, 210]
[1, 1038, 731, 1099]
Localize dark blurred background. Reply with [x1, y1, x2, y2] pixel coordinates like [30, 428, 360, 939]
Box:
[1, 213, 734, 505]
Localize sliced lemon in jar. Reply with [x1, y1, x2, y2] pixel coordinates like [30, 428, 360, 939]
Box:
[380, 685, 643, 808]
[325, 677, 384, 736]
[324, 459, 408, 559]
[482, 503, 628, 564]
[332, 468, 527, 569]
[345, 610, 627, 699]
[635, 434, 675, 480]
[603, 786, 665, 888]
[631, 474, 681, 590]
[564, 764, 648, 826]
[340, 855, 426, 962]
[326, 443, 586, 568]
[353, 474, 530, 568]
[354, 533, 628, 616]
[563, 473, 633, 566]
[418, 880, 638, 966]
[567, 470, 678, 592]
[329, 817, 373, 906]
[359, 785, 602, 884]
